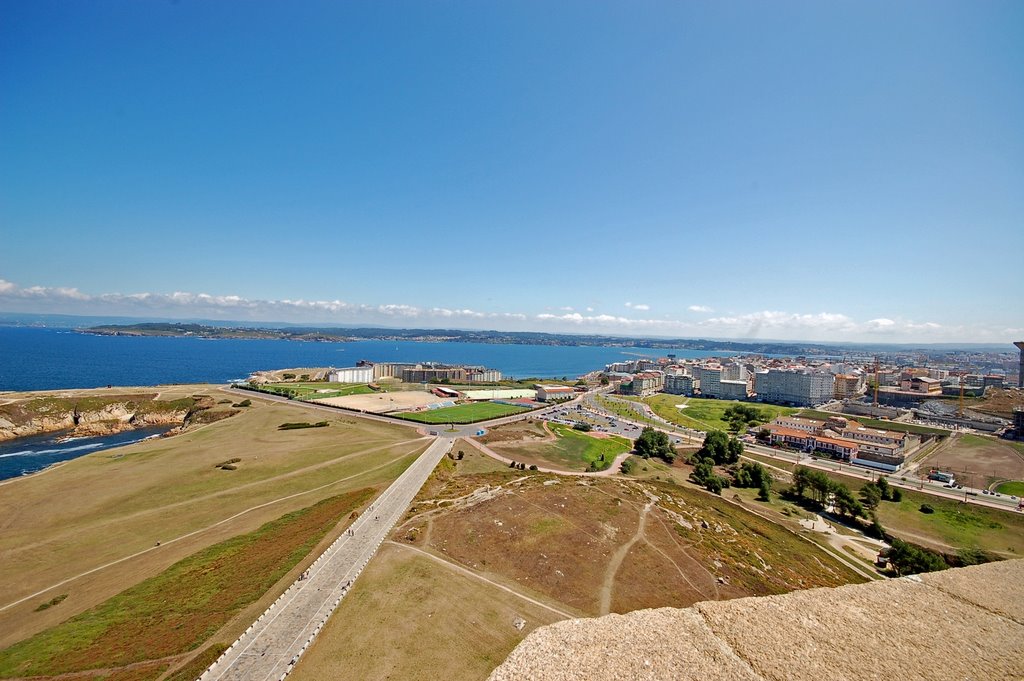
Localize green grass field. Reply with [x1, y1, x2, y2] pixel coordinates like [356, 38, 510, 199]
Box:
[0, 489, 375, 678]
[395, 402, 532, 424]
[594, 395, 659, 426]
[642, 395, 799, 432]
[494, 423, 630, 472]
[261, 382, 376, 400]
[995, 481, 1024, 496]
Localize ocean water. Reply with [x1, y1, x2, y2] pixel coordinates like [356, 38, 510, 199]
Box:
[0, 426, 173, 480]
[0, 326, 735, 478]
[0, 326, 727, 392]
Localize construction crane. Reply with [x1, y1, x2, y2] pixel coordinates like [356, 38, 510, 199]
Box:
[958, 371, 967, 419]
[873, 356, 880, 407]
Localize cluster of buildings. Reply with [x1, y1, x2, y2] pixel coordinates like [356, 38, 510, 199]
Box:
[763, 415, 919, 472]
[609, 357, 851, 407]
[329, 361, 502, 384]
[608, 354, 1015, 409]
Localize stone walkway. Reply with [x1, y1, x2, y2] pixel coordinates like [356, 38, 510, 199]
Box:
[202, 437, 454, 681]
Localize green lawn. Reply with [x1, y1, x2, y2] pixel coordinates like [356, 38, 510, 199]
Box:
[873, 488, 1024, 558]
[995, 481, 1024, 496]
[494, 423, 631, 472]
[642, 395, 799, 432]
[594, 395, 659, 426]
[260, 382, 376, 400]
[395, 402, 532, 424]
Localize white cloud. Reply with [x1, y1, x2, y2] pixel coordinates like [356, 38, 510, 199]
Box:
[0, 278, 1013, 343]
[688, 305, 713, 313]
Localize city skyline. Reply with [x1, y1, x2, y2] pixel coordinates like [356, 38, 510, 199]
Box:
[2, 2, 1022, 343]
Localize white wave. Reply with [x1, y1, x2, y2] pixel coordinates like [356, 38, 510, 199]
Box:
[0, 442, 106, 458]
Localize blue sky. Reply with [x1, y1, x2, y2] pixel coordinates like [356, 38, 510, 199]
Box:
[2, 1, 1022, 342]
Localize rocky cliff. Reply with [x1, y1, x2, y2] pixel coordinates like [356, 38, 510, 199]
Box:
[0, 394, 216, 442]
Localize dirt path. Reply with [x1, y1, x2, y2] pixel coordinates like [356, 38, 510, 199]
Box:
[599, 501, 652, 615]
[387, 541, 575, 619]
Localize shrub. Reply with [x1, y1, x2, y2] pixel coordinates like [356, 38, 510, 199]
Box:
[34, 594, 67, 612]
[528, 464, 538, 471]
[278, 421, 329, 430]
[920, 504, 934, 514]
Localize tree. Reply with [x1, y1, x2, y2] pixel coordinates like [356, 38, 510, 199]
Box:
[876, 476, 892, 500]
[865, 513, 886, 540]
[573, 422, 592, 432]
[698, 430, 741, 465]
[891, 487, 903, 502]
[726, 437, 743, 463]
[620, 458, 636, 475]
[733, 462, 770, 490]
[706, 476, 723, 495]
[635, 427, 674, 463]
[691, 459, 715, 486]
[833, 485, 865, 519]
[887, 538, 948, 575]
[723, 404, 768, 433]
[757, 479, 772, 502]
[599, 374, 610, 386]
[792, 467, 811, 499]
[860, 483, 882, 510]
[756, 427, 771, 442]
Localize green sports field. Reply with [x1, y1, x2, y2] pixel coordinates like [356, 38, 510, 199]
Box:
[395, 402, 532, 424]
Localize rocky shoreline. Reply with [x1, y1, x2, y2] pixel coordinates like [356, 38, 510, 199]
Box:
[0, 394, 233, 443]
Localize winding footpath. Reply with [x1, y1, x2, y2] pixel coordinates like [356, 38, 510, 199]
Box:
[201, 436, 455, 681]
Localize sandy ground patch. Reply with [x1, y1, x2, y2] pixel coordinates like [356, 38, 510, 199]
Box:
[312, 391, 445, 413]
[918, 433, 1024, 487]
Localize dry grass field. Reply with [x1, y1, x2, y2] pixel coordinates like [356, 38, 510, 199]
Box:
[0, 489, 375, 679]
[917, 433, 1024, 488]
[312, 390, 444, 413]
[294, 457, 865, 681]
[0, 389, 428, 649]
[290, 543, 565, 681]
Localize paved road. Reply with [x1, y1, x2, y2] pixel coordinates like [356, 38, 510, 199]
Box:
[202, 436, 454, 681]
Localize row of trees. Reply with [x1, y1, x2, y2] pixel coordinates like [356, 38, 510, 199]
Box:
[791, 467, 865, 519]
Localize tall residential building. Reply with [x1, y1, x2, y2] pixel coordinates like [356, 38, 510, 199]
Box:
[834, 374, 865, 400]
[664, 373, 697, 395]
[1016, 342, 1024, 388]
[630, 371, 665, 397]
[693, 365, 722, 398]
[755, 369, 834, 406]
